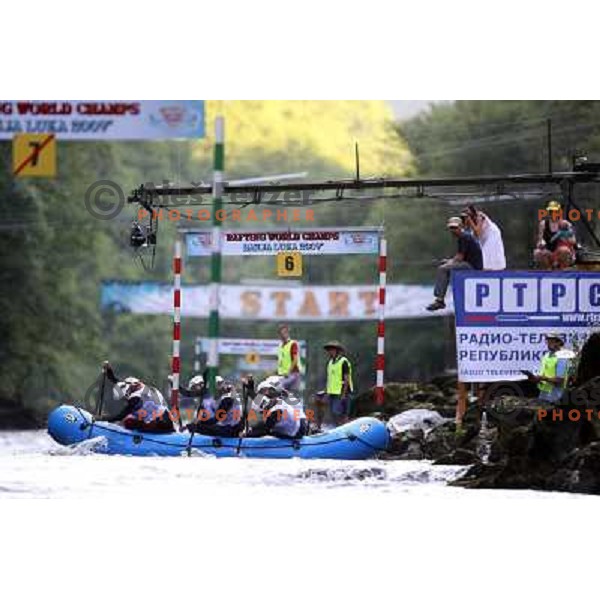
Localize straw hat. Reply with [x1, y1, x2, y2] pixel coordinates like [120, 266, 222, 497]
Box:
[323, 340, 344, 351]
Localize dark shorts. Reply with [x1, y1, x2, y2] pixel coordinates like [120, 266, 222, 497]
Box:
[188, 422, 241, 438]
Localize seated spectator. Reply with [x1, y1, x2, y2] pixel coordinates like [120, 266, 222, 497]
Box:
[462, 205, 506, 270]
[534, 200, 577, 269]
[426, 216, 483, 311]
[550, 220, 577, 255]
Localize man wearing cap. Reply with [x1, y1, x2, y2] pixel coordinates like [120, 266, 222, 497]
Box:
[426, 216, 483, 311]
[323, 341, 354, 425]
[525, 333, 574, 403]
[276, 323, 302, 393]
[534, 200, 577, 270]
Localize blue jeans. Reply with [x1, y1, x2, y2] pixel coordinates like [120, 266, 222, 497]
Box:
[433, 260, 473, 300]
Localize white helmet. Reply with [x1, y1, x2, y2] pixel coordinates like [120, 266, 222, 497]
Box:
[216, 375, 224, 386]
[257, 376, 283, 397]
[113, 381, 128, 401]
[188, 375, 204, 389]
[119, 377, 142, 398]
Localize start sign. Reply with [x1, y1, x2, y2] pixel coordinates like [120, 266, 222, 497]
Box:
[13, 133, 56, 177]
[277, 252, 302, 277]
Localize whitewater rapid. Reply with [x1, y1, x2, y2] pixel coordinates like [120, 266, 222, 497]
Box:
[0, 429, 576, 500]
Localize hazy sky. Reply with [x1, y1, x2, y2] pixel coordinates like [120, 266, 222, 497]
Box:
[388, 100, 449, 120]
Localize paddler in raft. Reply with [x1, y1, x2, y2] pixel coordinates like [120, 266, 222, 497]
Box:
[184, 374, 244, 437]
[243, 376, 309, 439]
[100, 361, 175, 432]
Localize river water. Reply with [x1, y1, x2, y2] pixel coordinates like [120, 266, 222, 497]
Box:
[1, 429, 596, 600]
[0, 429, 577, 501]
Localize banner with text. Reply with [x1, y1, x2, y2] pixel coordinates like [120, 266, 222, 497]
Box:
[452, 271, 599, 382]
[0, 101, 204, 140]
[185, 228, 381, 256]
[196, 338, 306, 356]
[101, 281, 453, 320]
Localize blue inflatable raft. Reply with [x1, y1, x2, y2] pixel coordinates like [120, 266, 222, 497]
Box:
[47, 405, 389, 459]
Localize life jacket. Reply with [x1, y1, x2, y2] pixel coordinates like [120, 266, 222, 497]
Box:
[269, 400, 306, 438]
[539, 349, 575, 394]
[277, 340, 303, 375]
[326, 356, 354, 395]
[128, 387, 170, 424]
[214, 394, 242, 427]
[198, 396, 217, 421]
[199, 394, 242, 427]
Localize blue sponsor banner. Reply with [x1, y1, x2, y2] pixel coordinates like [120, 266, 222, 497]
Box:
[0, 101, 204, 140]
[452, 271, 599, 382]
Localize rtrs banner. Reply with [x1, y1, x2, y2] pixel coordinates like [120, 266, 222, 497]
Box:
[0, 101, 204, 140]
[100, 281, 453, 320]
[185, 228, 381, 256]
[452, 271, 598, 382]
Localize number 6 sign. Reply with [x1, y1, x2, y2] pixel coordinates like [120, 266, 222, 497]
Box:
[276, 252, 302, 277]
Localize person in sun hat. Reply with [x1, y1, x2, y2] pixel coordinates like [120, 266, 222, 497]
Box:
[323, 340, 354, 425]
[523, 333, 575, 403]
[534, 200, 577, 270]
[426, 216, 483, 312]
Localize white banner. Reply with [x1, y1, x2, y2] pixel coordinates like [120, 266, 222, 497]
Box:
[196, 338, 306, 356]
[0, 101, 204, 140]
[236, 358, 278, 372]
[101, 282, 453, 320]
[186, 228, 381, 256]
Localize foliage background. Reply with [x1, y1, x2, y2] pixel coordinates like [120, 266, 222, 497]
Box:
[2, 100, 600, 421]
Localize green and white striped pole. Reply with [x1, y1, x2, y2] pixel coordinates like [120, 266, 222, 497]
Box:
[207, 115, 224, 398]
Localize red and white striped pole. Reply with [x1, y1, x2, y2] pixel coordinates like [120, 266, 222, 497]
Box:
[375, 238, 387, 406]
[171, 239, 183, 428]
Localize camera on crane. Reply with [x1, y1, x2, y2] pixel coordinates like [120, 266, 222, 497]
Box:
[129, 221, 156, 248]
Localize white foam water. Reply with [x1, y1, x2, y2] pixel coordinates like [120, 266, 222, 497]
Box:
[0, 429, 581, 501]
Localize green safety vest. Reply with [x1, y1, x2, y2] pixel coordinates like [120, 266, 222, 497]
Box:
[277, 340, 302, 375]
[326, 356, 354, 395]
[538, 353, 558, 394]
[539, 350, 575, 393]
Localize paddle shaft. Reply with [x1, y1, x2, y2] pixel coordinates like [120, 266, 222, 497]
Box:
[95, 369, 107, 419]
[236, 381, 251, 455]
[186, 385, 206, 456]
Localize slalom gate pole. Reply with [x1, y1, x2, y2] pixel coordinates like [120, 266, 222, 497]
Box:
[193, 337, 201, 373]
[375, 238, 387, 406]
[207, 115, 224, 399]
[171, 239, 183, 430]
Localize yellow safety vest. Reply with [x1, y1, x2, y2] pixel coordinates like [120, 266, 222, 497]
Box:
[538, 353, 558, 394]
[277, 340, 302, 375]
[326, 356, 354, 395]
